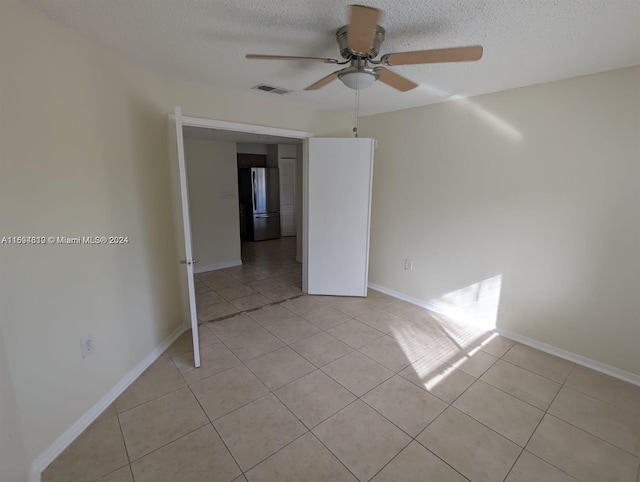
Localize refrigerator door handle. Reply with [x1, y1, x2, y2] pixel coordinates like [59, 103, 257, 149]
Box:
[254, 213, 279, 218]
[252, 171, 257, 212]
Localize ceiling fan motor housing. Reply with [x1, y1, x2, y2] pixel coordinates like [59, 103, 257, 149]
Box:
[336, 25, 386, 59]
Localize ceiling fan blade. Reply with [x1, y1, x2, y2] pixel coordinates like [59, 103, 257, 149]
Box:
[246, 54, 338, 64]
[382, 45, 483, 66]
[304, 72, 339, 91]
[347, 5, 381, 54]
[376, 68, 418, 92]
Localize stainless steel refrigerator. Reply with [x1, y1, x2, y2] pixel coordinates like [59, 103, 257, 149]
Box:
[238, 167, 281, 241]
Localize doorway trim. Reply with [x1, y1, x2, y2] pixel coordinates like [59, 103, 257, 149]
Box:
[176, 114, 313, 261]
[180, 115, 314, 140]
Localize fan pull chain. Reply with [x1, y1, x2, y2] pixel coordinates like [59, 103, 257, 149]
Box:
[353, 74, 360, 138]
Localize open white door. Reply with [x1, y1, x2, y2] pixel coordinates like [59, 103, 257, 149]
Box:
[303, 138, 374, 296]
[168, 106, 200, 367]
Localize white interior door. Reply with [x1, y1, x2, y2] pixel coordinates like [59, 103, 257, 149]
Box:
[278, 157, 296, 236]
[303, 138, 374, 296]
[168, 106, 200, 367]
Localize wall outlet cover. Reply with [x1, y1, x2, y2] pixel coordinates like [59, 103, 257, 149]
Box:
[80, 333, 94, 358]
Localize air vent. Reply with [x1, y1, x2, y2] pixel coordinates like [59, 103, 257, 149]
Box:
[252, 84, 291, 95]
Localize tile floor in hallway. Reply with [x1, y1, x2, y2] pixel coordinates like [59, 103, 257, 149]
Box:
[43, 284, 640, 482]
[194, 237, 303, 323]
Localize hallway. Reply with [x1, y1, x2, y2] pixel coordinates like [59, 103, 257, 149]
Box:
[195, 237, 302, 322]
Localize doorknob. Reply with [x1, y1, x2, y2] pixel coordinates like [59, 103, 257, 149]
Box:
[179, 258, 199, 265]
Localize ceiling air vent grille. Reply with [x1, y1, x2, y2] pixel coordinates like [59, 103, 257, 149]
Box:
[252, 84, 291, 95]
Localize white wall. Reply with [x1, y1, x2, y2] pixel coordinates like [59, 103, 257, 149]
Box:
[277, 144, 299, 237]
[0, 1, 351, 479]
[360, 66, 640, 376]
[296, 144, 304, 262]
[184, 139, 240, 271]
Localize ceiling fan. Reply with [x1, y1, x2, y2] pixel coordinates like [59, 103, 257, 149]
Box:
[246, 5, 483, 92]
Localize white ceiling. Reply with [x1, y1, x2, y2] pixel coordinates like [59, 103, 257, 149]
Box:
[26, 0, 640, 116]
[183, 125, 302, 144]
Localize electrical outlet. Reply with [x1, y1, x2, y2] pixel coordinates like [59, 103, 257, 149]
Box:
[404, 258, 413, 271]
[80, 333, 94, 359]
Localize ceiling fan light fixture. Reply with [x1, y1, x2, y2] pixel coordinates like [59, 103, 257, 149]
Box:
[338, 70, 377, 90]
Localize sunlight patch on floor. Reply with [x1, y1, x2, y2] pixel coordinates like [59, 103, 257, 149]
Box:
[388, 275, 504, 391]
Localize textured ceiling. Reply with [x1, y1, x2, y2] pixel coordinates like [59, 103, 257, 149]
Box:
[25, 0, 640, 116]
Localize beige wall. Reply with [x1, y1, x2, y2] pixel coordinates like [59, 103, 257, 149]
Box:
[4, 1, 636, 480]
[184, 139, 241, 270]
[236, 143, 267, 155]
[360, 67, 640, 375]
[0, 329, 27, 482]
[0, 1, 350, 479]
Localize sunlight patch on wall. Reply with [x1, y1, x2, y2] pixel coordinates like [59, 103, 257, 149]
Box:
[426, 274, 503, 330]
[448, 95, 523, 142]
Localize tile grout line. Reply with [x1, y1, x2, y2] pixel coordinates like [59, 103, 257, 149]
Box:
[497, 341, 576, 481]
[200, 291, 534, 482]
[194, 300, 401, 480]
[116, 358, 232, 476]
[501, 363, 582, 482]
[278, 313, 474, 481]
[546, 364, 640, 460]
[126, 250, 299, 476]
[406, 348, 544, 482]
[114, 411, 132, 471]
[185, 380, 245, 479]
[197, 293, 635, 480]
[197, 288, 341, 477]
[118, 243, 634, 482]
[305, 431, 362, 482]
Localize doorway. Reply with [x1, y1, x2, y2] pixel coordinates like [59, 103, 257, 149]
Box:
[177, 119, 309, 325]
[169, 109, 375, 368]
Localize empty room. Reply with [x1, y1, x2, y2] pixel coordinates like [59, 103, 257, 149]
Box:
[1, 1, 638, 482]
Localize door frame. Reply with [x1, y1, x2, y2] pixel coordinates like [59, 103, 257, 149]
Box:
[179, 114, 313, 265]
[181, 115, 313, 140]
[169, 113, 313, 356]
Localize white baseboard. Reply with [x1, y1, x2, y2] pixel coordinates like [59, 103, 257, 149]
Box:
[28, 324, 188, 482]
[368, 282, 640, 387]
[496, 328, 640, 386]
[369, 282, 433, 311]
[194, 259, 242, 274]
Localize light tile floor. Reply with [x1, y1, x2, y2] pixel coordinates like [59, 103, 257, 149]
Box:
[195, 238, 302, 323]
[43, 241, 640, 482]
